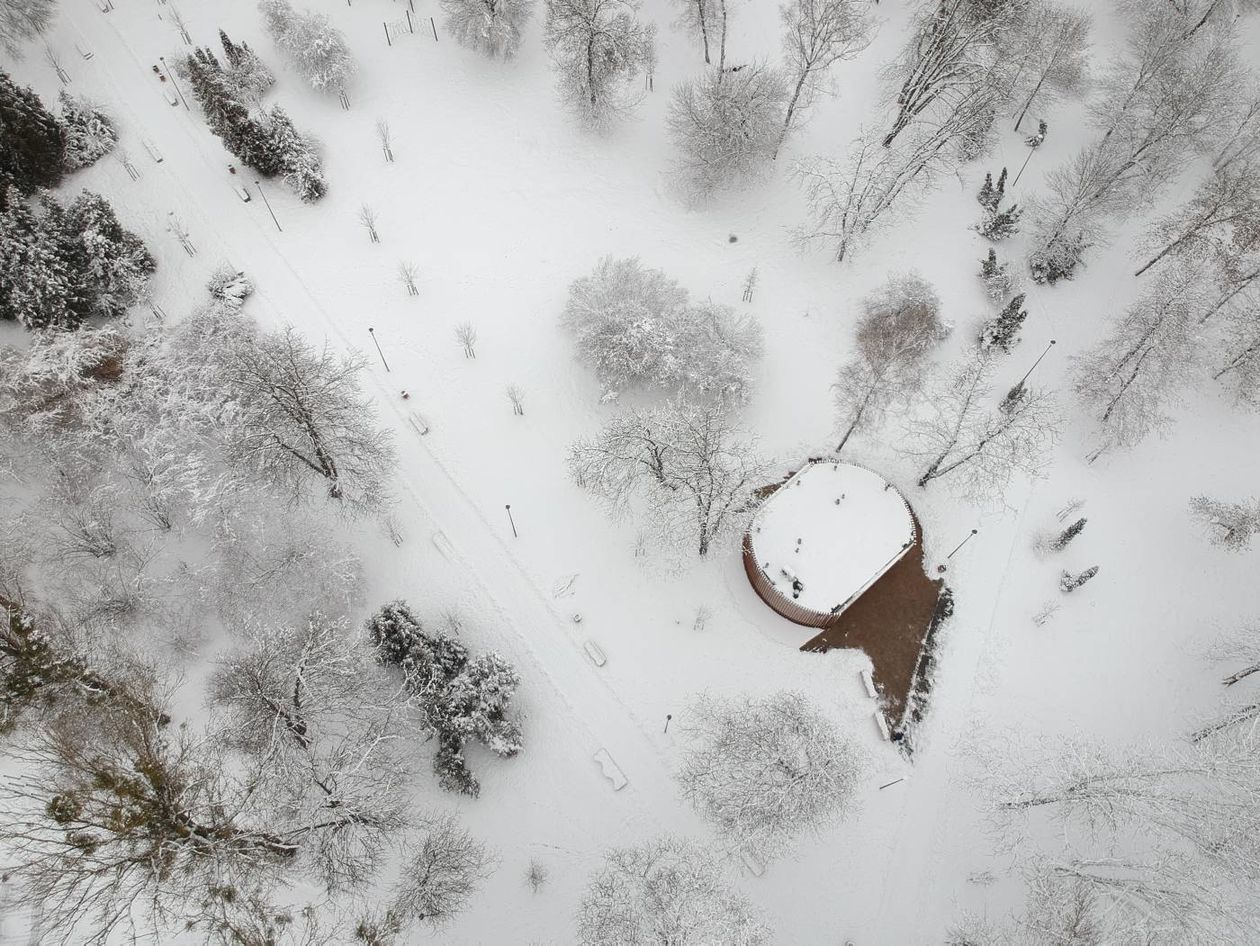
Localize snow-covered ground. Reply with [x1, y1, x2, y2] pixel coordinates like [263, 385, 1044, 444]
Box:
[5, 0, 1260, 943]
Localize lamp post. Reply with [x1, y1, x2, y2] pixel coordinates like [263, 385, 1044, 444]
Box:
[664, 714, 672, 734]
[505, 504, 518, 538]
[159, 56, 189, 109]
[255, 180, 282, 232]
[367, 327, 390, 372]
[1002, 338, 1056, 409]
[937, 529, 978, 574]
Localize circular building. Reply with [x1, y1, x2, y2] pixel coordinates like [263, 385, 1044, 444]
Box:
[743, 460, 918, 629]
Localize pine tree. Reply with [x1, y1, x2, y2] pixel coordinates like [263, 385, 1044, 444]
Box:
[0, 69, 65, 191]
[1060, 565, 1098, 593]
[58, 92, 118, 172]
[978, 203, 1022, 241]
[65, 191, 157, 317]
[219, 29, 275, 103]
[980, 247, 1000, 280]
[366, 600, 431, 668]
[0, 195, 89, 329]
[266, 106, 326, 202]
[995, 166, 1007, 198]
[980, 292, 1027, 352]
[1050, 517, 1087, 551]
[977, 171, 995, 212]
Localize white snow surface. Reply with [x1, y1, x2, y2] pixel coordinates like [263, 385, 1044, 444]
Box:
[748, 461, 915, 617]
[3, 1, 1260, 944]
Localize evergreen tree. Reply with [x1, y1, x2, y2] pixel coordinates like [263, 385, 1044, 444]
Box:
[1060, 565, 1099, 593]
[1050, 517, 1087, 551]
[58, 91, 118, 172]
[219, 29, 275, 103]
[266, 106, 325, 202]
[980, 293, 1027, 352]
[977, 203, 1022, 241]
[979, 247, 1000, 280]
[0, 69, 65, 192]
[0, 195, 88, 329]
[367, 600, 432, 668]
[977, 171, 995, 211]
[65, 191, 156, 317]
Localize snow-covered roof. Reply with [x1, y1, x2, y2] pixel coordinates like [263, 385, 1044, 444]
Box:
[747, 461, 916, 617]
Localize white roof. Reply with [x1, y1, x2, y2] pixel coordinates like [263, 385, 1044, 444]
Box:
[748, 461, 916, 616]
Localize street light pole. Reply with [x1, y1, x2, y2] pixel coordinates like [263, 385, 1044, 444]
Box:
[367, 327, 390, 372]
[159, 56, 190, 110]
[937, 529, 978, 574]
[505, 504, 518, 538]
[1003, 338, 1056, 408]
[255, 180, 282, 232]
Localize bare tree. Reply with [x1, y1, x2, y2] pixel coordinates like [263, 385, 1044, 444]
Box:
[398, 261, 419, 296]
[834, 272, 946, 454]
[526, 859, 548, 892]
[543, 0, 654, 127]
[221, 325, 396, 510]
[0, 0, 57, 57]
[576, 837, 771, 945]
[675, 691, 864, 859]
[1189, 495, 1260, 551]
[440, 0, 534, 58]
[776, 0, 873, 156]
[1005, 1, 1091, 132]
[455, 321, 478, 358]
[505, 384, 525, 415]
[881, 0, 1011, 149]
[375, 119, 394, 162]
[358, 204, 381, 243]
[669, 0, 717, 64]
[1073, 269, 1205, 449]
[1134, 163, 1260, 277]
[355, 814, 493, 940]
[905, 356, 1059, 500]
[982, 731, 1260, 941]
[208, 615, 412, 891]
[569, 401, 765, 556]
[667, 61, 788, 197]
[1026, 8, 1244, 282]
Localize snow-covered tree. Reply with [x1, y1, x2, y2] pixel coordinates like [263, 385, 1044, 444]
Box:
[207, 265, 255, 309]
[561, 256, 763, 400]
[1004, 1, 1091, 132]
[258, 0, 356, 92]
[0, 69, 64, 191]
[0, 195, 87, 330]
[906, 355, 1059, 500]
[218, 29, 275, 104]
[440, 0, 534, 59]
[65, 191, 156, 317]
[57, 92, 117, 172]
[776, 0, 872, 156]
[979, 292, 1027, 352]
[356, 814, 493, 939]
[676, 691, 864, 859]
[1049, 516, 1086, 551]
[210, 615, 410, 891]
[543, 0, 655, 127]
[569, 400, 765, 557]
[978, 247, 1016, 300]
[1073, 268, 1204, 450]
[366, 601, 523, 797]
[881, 0, 1013, 150]
[667, 62, 788, 197]
[1026, 8, 1244, 283]
[577, 837, 771, 945]
[982, 731, 1260, 941]
[265, 106, 326, 202]
[1189, 495, 1260, 551]
[1134, 162, 1260, 278]
[0, 0, 57, 57]
[833, 271, 946, 453]
[216, 323, 395, 510]
[669, 0, 718, 65]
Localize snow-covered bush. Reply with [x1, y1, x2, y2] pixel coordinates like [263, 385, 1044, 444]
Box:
[676, 691, 864, 859]
[258, 0, 356, 92]
[561, 256, 763, 400]
[667, 62, 788, 197]
[207, 266, 255, 309]
[577, 838, 771, 945]
[57, 92, 117, 172]
[440, 0, 534, 59]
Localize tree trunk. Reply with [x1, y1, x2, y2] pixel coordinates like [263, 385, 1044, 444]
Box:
[695, 0, 710, 64]
[775, 68, 811, 160]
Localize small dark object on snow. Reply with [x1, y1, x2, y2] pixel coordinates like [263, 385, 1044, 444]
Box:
[152, 64, 160, 74]
[401, 390, 410, 400]
[728, 234, 738, 243]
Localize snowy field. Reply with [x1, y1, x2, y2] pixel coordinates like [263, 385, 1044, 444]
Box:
[4, 0, 1260, 943]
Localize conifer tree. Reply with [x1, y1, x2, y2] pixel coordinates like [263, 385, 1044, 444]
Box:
[1050, 517, 1086, 551]
[0, 196, 88, 329]
[978, 202, 1022, 241]
[0, 69, 65, 191]
[65, 191, 156, 317]
[1060, 565, 1099, 592]
[980, 292, 1027, 352]
[57, 91, 118, 172]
